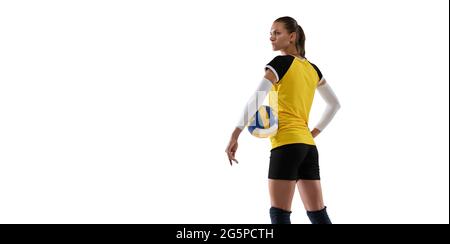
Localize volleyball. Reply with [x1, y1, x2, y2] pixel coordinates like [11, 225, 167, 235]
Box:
[248, 105, 278, 138]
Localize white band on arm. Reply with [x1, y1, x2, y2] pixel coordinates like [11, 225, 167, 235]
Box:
[314, 80, 341, 131]
[236, 78, 273, 130]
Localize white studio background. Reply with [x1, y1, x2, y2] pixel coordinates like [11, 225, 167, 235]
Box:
[0, 0, 448, 224]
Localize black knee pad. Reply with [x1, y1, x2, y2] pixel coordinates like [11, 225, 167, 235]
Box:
[270, 207, 292, 224]
[307, 207, 332, 224]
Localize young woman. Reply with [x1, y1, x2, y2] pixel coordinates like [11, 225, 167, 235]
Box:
[225, 16, 341, 224]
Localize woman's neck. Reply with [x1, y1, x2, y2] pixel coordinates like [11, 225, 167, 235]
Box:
[280, 48, 303, 59]
[282, 52, 305, 60]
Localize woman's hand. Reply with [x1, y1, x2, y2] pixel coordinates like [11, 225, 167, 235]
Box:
[225, 138, 239, 165]
[225, 127, 242, 166]
[311, 128, 321, 138]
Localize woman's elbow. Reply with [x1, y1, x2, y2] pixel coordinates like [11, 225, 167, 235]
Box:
[335, 102, 341, 110]
[332, 101, 341, 111]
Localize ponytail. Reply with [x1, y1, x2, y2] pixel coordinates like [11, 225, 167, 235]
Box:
[296, 24, 306, 58]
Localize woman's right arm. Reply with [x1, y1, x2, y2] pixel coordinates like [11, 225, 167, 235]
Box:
[226, 69, 277, 165]
[312, 79, 341, 136]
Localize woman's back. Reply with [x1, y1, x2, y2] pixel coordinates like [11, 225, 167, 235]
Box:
[267, 55, 323, 149]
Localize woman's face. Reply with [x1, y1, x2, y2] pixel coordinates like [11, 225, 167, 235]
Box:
[270, 22, 293, 51]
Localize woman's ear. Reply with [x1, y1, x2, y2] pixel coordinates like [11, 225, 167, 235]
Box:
[290, 32, 297, 43]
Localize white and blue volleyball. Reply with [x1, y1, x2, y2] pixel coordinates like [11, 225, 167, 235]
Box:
[248, 105, 278, 138]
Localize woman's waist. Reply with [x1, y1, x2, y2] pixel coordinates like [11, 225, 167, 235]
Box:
[278, 119, 309, 131]
[276, 126, 311, 136]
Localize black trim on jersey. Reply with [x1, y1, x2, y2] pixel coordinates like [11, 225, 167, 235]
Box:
[310, 62, 323, 81]
[265, 55, 295, 82]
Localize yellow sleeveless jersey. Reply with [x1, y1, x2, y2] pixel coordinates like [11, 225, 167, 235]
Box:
[266, 55, 323, 149]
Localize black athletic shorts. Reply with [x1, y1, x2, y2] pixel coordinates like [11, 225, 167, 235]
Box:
[269, 143, 320, 180]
